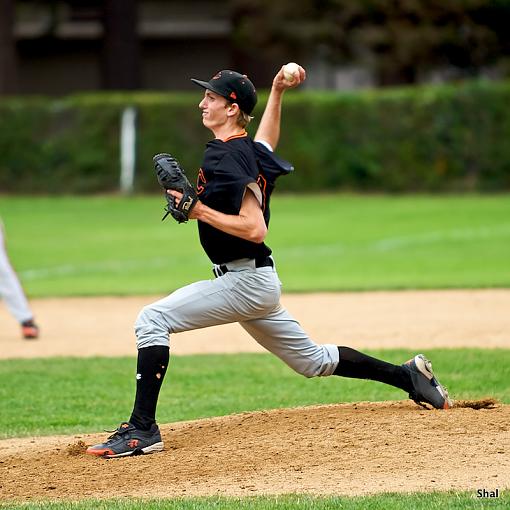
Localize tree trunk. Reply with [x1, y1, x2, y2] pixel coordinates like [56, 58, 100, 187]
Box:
[0, 0, 18, 94]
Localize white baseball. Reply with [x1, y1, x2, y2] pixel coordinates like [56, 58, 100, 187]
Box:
[283, 62, 300, 82]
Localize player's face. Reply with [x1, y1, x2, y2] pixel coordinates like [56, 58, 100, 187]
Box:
[199, 90, 230, 131]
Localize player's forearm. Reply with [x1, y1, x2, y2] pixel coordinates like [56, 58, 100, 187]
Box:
[254, 87, 284, 150]
[193, 202, 267, 243]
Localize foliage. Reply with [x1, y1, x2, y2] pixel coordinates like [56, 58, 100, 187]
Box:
[1, 81, 510, 193]
[275, 81, 510, 192]
[232, 0, 510, 86]
[0, 93, 208, 194]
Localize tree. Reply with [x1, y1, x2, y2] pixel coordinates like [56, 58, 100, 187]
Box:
[231, 0, 510, 86]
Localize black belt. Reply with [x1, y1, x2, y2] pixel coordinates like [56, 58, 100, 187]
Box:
[213, 256, 273, 278]
[255, 256, 274, 268]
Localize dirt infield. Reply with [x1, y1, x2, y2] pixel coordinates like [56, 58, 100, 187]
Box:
[0, 400, 508, 501]
[0, 290, 509, 501]
[1, 289, 509, 358]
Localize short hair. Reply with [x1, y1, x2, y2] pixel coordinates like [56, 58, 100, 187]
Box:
[224, 98, 253, 128]
[237, 110, 254, 128]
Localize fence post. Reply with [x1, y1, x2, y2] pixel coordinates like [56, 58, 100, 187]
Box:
[120, 106, 137, 194]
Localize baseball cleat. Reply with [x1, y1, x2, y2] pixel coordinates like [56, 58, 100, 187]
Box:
[86, 422, 164, 458]
[403, 354, 453, 410]
[21, 320, 39, 340]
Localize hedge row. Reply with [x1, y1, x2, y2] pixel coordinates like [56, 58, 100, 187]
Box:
[1, 80, 509, 194]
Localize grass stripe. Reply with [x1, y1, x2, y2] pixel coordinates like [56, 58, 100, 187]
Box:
[1, 491, 508, 509]
[0, 349, 508, 439]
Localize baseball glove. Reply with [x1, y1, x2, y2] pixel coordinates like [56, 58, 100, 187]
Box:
[153, 153, 198, 223]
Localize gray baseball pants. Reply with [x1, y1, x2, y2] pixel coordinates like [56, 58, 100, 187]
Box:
[0, 224, 33, 323]
[135, 257, 339, 378]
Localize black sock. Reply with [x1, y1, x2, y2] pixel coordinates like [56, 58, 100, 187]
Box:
[333, 346, 412, 393]
[129, 345, 169, 431]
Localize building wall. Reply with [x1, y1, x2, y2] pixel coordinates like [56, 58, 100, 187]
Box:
[11, 0, 237, 95]
[8, 0, 376, 95]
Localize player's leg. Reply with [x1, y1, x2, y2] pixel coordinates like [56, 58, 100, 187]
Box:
[134, 272, 278, 350]
[240, 306, 451, 409]
[241, 303, 339, 378]
[333, 346, 411, 391]
[0, 226, 38, 339]
[130, 270, 282, 424]
[87, 279, 229, 457]
[87, 270, 280, 457]
[333, 347, 452, 409]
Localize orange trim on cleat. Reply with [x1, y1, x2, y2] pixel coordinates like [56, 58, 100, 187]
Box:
[85, 422, 163, 458]
[86, 447, 114, 457]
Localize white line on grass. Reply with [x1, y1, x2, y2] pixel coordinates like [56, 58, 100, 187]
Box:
[20, 255, 205, 280]
[276, 224, 510, 258]
[372, 224, 510, 252]
[19, 225, 510, 278]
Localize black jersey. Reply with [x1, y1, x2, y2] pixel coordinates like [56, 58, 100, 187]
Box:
[196, 132, 293, 264]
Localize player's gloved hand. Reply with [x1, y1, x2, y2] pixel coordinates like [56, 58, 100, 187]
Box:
[153, 153, 198, 223]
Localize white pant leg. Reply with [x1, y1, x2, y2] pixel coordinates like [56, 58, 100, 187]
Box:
[134, 266, 281, 349]
[240, 305, 339, 378]
[0, 226, 33, 323]
[135, 263, 339, 377]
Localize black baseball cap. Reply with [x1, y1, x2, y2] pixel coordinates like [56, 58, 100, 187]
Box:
[191, 70, 257, 115]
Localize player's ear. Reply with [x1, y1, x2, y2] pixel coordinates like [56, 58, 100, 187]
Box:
[226, 102, 240, 117]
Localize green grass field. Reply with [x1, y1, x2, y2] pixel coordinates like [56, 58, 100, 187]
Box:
[0, 349, 508, 439]
[1, 193, 509, 296]
[2, 492, 509, 510]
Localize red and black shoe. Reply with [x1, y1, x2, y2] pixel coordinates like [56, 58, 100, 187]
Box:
[86, 422, 164, 458]
[21, 320, 39, 340]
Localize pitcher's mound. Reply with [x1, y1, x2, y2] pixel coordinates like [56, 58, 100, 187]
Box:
[1, 401, 508, 501]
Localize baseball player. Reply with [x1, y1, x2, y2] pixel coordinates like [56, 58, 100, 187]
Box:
[87, 66, 452, 458]
[0, 219, 39, 339]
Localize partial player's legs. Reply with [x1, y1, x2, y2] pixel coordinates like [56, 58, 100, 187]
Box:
[0, 225, 39, 339]
[241, 308, 452, 409]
